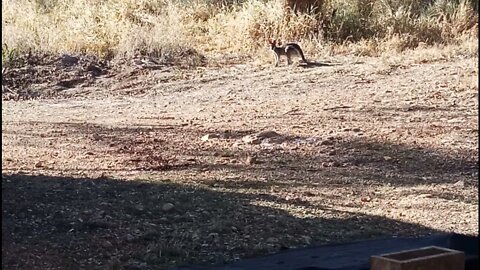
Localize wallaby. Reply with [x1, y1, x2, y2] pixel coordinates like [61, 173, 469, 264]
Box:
[269, 39, 308, 67]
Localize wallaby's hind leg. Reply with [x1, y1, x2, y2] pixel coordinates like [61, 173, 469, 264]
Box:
[274, 53, 280, 67]
[286, 50, 294, 65]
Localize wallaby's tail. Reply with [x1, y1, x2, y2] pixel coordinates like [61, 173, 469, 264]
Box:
[296, 46, 308, 64]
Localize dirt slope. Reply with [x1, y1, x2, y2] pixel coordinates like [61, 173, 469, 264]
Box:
[2, 55, 478, 269]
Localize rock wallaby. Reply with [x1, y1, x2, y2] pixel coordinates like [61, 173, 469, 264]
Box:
[269, 39, 308, 67]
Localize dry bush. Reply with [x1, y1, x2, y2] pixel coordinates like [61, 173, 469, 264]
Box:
[1, 0, 478, 64]
[206, 0, 322, 54]
[2, 0, 216, 64]
[284, 0, 324, 13]
[327, 0, 478, 45]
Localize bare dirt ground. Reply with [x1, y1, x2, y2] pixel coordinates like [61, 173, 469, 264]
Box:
[2, 53, 478, 270]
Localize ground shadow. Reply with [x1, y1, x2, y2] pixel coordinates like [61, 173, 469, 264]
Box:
[2, 173, 440, 270]
[3, 120, 477, 188]
[300, 61, 340, 68]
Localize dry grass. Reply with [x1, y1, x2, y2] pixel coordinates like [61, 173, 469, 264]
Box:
[1, 0, 478, 65]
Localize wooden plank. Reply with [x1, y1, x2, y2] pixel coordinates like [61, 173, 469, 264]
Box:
[370, 246, 465, 270]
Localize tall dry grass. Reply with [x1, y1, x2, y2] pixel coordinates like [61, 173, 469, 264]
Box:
[2, 0, 478, 65]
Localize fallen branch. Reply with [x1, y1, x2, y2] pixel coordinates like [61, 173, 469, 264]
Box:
[323, 105, 352, 111]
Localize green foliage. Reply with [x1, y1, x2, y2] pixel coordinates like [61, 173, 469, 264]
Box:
[2, 44, 21, 68]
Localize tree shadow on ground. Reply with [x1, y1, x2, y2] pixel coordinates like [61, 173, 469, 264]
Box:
[4, 120, 477, 188]
[2, 173, 440, 270]
[299, 60, 340, 69]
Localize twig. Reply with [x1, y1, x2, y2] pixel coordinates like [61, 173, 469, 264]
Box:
[283, 108, 300, 115]
[2, 85, 16, 94]
[323, 105, 352, 111]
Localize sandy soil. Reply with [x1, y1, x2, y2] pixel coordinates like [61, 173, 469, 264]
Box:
[2, 53, 478, 269]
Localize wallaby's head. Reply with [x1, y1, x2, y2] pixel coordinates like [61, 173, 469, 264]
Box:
[268, 38, 277, 49]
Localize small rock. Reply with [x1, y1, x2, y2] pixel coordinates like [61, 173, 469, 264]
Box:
[331, 161, 341, 167]
[383, 156, 392, 161]
[257, 130, 281, 139]
[232, 140, 243, 147]
[242, 131, 283, 145]
[135, 204, 144, 211]
[242, 135, 261, 144]
[320, 140, 334, 146]
[352, 128, 362, 132]
[102, 240, 113, 248]
[201, 134, 219, 141]
[162, 203, 175, 212]
[126, 234, 135, 242]
[92, 133, 102, 141]
[302, 235, 312, 244]
[86, 63, 103, 76]
[361, 196, 372, 202]
[217, 151, 233, 157]
[245, 155, 257, 165]
[34, 161, 44, 168]
[304, 191, 316, 197]
[453, 180, 465, 187]
[321, 161, 340, 167]
[266, 237, 278, 243]
[60, 54, 79, 67]
[263, 136, 286, 144]
[208, 232, 219, 238]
